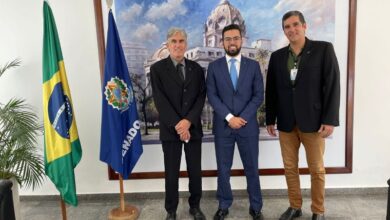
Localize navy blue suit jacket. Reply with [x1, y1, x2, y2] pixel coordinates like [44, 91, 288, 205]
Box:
[206, 56, 264, 137]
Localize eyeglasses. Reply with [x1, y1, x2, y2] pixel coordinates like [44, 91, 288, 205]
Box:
[223, 36, 241, 42]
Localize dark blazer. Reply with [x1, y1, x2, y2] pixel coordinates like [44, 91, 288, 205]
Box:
[206, 56, 264, 137]
[150, 57, 206, 141]
[266, 38, 340, 132]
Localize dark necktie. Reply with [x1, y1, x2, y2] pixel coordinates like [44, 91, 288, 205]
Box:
[176, 63, 185, 81]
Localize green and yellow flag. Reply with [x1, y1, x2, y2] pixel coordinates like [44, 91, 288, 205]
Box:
[42, 1, 82, 206]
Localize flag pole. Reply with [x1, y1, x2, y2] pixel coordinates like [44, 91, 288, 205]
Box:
[119, 174, 125, 212]
[108, 174, 140, 220]
[60, 198, 67, 220]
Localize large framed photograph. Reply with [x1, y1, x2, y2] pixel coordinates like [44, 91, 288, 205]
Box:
[93, 0, 356, 179]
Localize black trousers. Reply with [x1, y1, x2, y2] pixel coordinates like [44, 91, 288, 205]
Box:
[162, 140, 202, 213]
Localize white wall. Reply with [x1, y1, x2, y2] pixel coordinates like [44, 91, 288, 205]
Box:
[0, 0, 389, 196]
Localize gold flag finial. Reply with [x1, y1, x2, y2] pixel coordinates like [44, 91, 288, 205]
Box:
[106, 0, 113, 9]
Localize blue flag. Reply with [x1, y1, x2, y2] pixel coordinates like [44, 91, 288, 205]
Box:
[100, 10, 143, 179]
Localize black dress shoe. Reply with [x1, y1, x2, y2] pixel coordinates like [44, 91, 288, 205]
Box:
[213, 209, 229, 220]
[166, 212, 176, 220]
[249, 209, 264, 220]
[189, 207, 206, 220]
[312, 213, 325, 220]
[279, 207, 302, 220]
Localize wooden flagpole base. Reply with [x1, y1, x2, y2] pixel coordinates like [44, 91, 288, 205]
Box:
[108, 204, 139, 220]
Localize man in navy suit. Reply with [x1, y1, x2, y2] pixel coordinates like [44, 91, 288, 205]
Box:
[266, 11, 340, 220]
[206, 24, 264, 220]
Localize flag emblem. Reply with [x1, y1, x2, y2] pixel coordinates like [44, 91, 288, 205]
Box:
[104, 76, 133, 112]
[48, 82, 73, 138]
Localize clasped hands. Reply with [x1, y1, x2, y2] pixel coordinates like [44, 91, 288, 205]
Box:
[228, 116, 247, 129]
[175, 119, 191, 142]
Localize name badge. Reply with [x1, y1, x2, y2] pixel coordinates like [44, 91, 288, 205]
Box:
[290, 68, 298, 81]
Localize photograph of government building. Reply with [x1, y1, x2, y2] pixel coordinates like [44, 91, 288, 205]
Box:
[115, 0, 335, 143]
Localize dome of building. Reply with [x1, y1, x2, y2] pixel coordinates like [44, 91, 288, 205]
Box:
[204, 0, 247, 47]
[151, 42, 169, 60]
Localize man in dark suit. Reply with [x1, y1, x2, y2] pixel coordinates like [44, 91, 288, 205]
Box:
[206, 24, 264, 220]
[265, 11, 340, 220]
[150, 27, 206, 220]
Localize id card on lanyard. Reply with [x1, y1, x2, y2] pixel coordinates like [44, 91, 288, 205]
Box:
[290, 67, 298, 81]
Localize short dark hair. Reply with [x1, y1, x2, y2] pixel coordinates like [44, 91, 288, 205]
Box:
[282, 11, 306, 29]
[222, 24, 242, 39]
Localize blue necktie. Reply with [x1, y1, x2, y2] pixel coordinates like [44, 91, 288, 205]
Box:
[229, 58, 238, 90]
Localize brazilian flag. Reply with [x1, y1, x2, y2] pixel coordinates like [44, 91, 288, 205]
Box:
[42, 1, 82, 206]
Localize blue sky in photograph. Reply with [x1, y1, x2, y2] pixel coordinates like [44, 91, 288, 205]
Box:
[114, 0, 335, 55]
